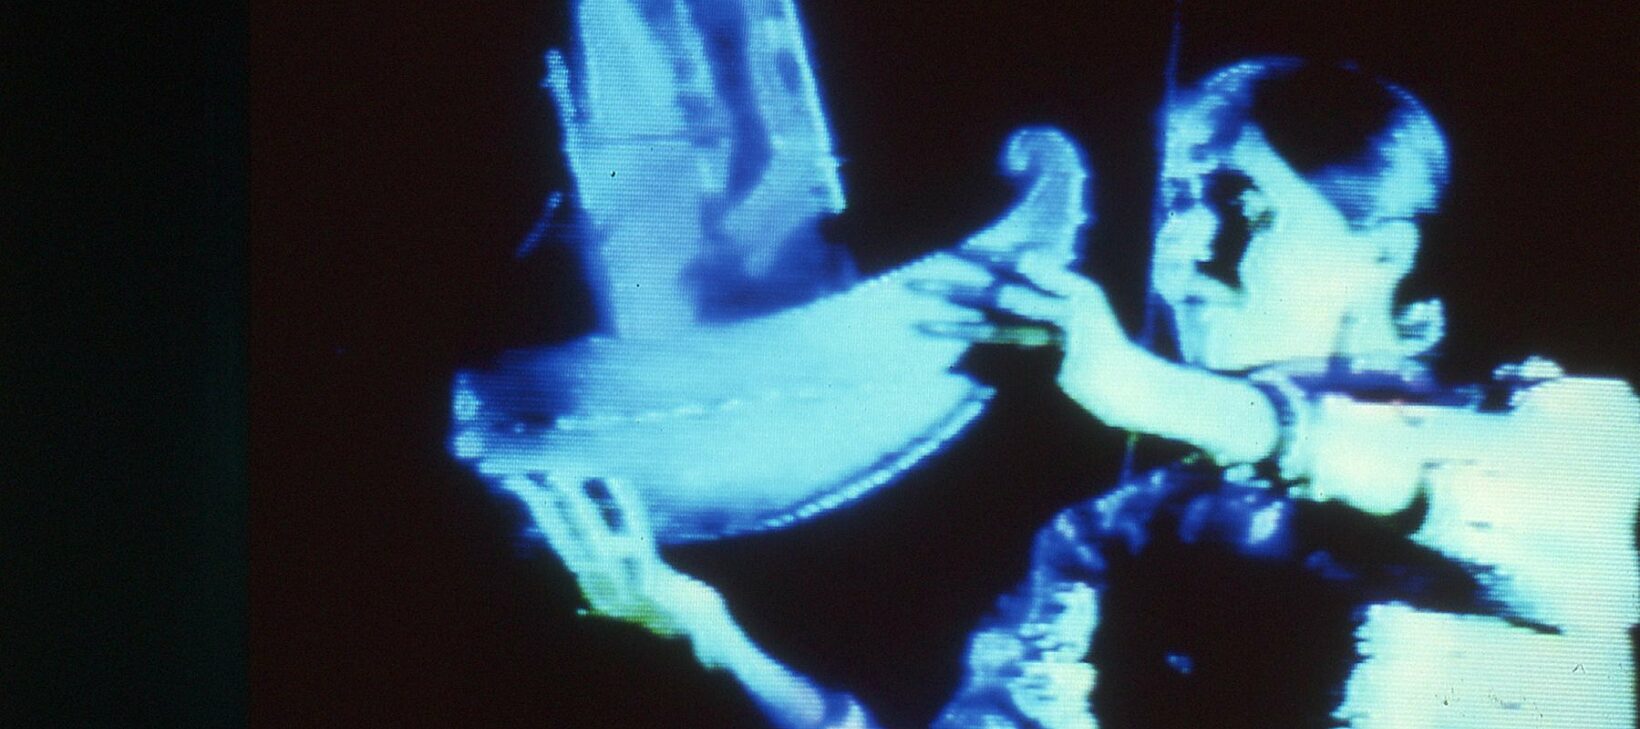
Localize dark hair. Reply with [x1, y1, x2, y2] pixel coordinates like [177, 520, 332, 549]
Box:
[1186, 58, 1449, 228]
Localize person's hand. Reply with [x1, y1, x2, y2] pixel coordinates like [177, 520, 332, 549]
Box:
[927, 251, 1285, 463]
[503, 474, 733, 663]
[508, 475, 853, 726]
[988, 254, 1147, 421]
[914, 126, 1093, 350]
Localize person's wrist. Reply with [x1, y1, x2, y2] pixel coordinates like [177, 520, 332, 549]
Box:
[1247, 371, 1311, 481]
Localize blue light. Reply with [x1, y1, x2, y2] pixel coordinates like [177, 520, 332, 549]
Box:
[444, 7, 1640, 728]
[452, 0, 1093, 543]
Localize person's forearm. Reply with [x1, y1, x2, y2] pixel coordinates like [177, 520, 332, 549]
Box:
[1073, 345, 1280, 465]
[680, 587, 864, 729]
[709, 621, 829, 728]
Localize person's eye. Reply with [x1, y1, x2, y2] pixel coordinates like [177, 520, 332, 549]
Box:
[1197, 170, 1259, 289]
[1239, 189, 1274, 234]
[1166, 182, 1195, 213]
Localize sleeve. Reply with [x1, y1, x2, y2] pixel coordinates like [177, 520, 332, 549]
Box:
[932, 511, 1103, 729]
[1332, 375, 1640, 729]
[1286, 368, 1640, 629]
[1407, 375, 1640, 631]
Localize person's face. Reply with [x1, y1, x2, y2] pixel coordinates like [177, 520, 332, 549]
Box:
[1152, 115, 1393, 372]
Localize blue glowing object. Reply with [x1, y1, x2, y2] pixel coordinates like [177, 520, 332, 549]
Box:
[450, 0, 1092, 542]
[1165, 652, 1194, 675]
[445, 5, 1640, 728]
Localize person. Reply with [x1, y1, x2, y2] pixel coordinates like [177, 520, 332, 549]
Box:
[510, 58, 1640, 728]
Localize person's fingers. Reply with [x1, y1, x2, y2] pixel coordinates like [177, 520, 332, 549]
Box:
[574, 479, 651, 609]
[905, 278, 981, 298]
[539, 475, 638, 611]
[596, 479, 666, 597]
[994, 284, 1069, 323]
[502, 473, 687, 630]
[570, 478, 652, 609]
[906, 280, 997, 311]
[1014, 254, 1092, 297]
[1011, 260, 1119, 344]
[514, 475, 581, 553]
[508, 474, 602, 584]
[599, 477, 657, 554]
[916, 321, 1060, 347]
[553, 476, 615, 547]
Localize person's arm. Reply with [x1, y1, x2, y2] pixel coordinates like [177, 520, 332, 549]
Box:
[1326, 374, 1640, 728]
[504, 473, 877, 729]
[989, 254, 1281, 466]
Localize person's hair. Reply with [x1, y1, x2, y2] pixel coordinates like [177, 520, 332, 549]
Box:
[1183, 57, 1449, 228]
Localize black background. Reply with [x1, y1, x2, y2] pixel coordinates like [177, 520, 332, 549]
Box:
[4, 5, 245, 728]
[249, 2, 1637, 728]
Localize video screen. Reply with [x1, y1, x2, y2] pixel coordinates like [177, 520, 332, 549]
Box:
[256, 2, 1638, 728]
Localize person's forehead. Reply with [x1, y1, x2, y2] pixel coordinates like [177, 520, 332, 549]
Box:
[1159, 127, 1357, 246]
[1162, 99, 1241, 177]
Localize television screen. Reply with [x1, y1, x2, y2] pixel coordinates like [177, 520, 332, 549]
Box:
[254, 2, 1638, 727]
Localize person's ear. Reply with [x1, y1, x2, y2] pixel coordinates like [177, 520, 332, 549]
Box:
[1394, 298, 1445, 357]
[1365, 218, 1419, 278]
